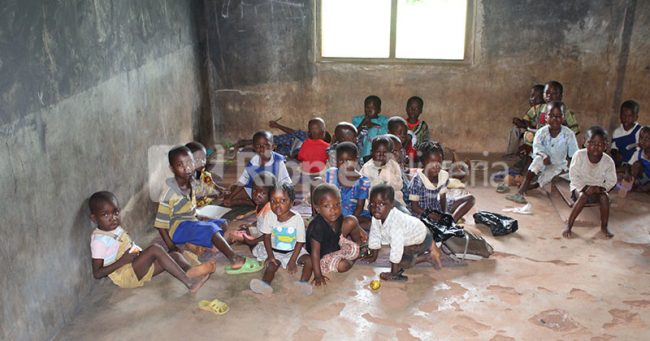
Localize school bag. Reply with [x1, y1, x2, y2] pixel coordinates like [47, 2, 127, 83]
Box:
[420, 209, 494, 260]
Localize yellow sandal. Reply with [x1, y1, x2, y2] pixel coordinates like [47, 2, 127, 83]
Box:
[198, 298, 229, 315]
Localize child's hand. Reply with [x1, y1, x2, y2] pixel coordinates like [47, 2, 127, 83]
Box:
[312, 276, 329, 286]
[120, 251, 139, 264]
[543, 155, 551, 165]
[287, 261, 298, 274]
[359, 229, 369, 243]
[265, 257, 280, 268]
[512, 118, 527, 129]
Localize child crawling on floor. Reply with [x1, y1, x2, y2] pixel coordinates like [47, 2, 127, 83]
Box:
[306, 184, 367, 286]
[89, 191, 214, 292]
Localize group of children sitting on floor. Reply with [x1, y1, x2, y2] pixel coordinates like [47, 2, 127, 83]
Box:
[505, 80, 648, 238]
[89, 89, 648, 295]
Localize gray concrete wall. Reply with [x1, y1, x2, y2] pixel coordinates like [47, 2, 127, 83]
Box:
[204, 0, 650, 151]
[0, 1, 204, 340]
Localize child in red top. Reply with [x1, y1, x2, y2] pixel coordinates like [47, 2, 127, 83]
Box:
[388, 116, 417, 166]
[297, 118, 330, 174]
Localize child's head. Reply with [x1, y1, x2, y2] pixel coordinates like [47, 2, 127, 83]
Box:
[89, 191, 121, 231]
[308, 117, 326, 140]
[371, 135, 393, 167]
[387, 116, 409, 146]
[545, 101, 565, 130]
[638, 126, 650, 150]
[364, 95, 382, 118]
[406, 96, 424, 121]
[252, 130, 274, 161]
[185, 141, 207, 173]
[312, 183, 342, 224]
[529, 84, 545, 106]
[385, 134, 403, 160]
[418, 141, 444, 178]
[168, 145, 194, 182]
[368, 184, 394, 222]
[620, 100, 640, 130]
[270, 182, 295, 217]
[544, 81, 563, 103]
[585, 126, 608, 159]
[334, 122, 358, 144]
[252, 171, 277, 207]
[336, 142, 359, 171]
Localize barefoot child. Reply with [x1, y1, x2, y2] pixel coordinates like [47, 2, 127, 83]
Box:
[410, 142, 475, 222]
[224, 131, 292, 207]
[323, 142, 372, 228]
[563, 127, 617, 239]
[155, 146, 259, 273]
[506, 101, 579, 204]
[307, 184, 367, 286]
[360, 135, 406, 207]
[611, 100, 642, 167]
[365, 185, 442, 281]
[297, 118, 330, 174]
[249, 183, 313, 295]
[353, 95, 389, 163]
[185, 141, 226, 207]
[404, 96, 430, 150]
[90, 191, 214, 292]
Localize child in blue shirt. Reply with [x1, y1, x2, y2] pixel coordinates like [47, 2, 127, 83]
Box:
[611, 100, 642, 167]
[352, 95, 388, 163]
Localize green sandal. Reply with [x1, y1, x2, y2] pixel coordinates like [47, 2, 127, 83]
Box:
[225, 257, 263, 275]
[506, 193, 527, 204]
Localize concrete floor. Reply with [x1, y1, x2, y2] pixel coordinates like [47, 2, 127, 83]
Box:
[57, 170, 650, 340]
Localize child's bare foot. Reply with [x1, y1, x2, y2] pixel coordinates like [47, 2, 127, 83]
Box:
[601, 228, 614, 239]
[187, 260, 217, 278]
[188, 274, 210, 294]
[430, 245, 443, 269]
[562, 228, 573, 239]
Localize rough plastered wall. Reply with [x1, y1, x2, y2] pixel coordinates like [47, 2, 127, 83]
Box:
[0, 1, 204, 340]
[204, 0, 649, 152]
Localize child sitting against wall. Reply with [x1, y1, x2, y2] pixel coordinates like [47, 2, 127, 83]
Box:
[249, 183, 313, 296]
[611, 100, 642, 167]
[625, 126, 650, 192]
[364, 184, 442, 282]
[155, 146, 260, 273]
[297, 118, 330, 174]
[327, 122, 358, 167]
[185, 141, 226, 207]
[353, 95, 388, 163]
[306, 184, 367, 286]
[388, 116, 416, 166]
[539, 80, 580, 135]
[404, 96, 430, 150]
[322, 142, 372, 229]
[90, 191, 214, 291]
[409, 141, 475, 223]
[507, 84, 545, 157]
[506, 101, 579, 204]
[360, 135, 406, 207]
[563, 126, 617, 239]
[224, 131, 292, 207]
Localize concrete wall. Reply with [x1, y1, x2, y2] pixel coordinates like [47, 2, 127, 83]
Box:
[204, 0, 650, 151]
[0, 1, 204, 340]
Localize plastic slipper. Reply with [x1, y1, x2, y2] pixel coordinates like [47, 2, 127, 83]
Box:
[225, 257, 263, 275]
[198, 298, 229, 315]
[496, 183, 510, 193]
[505, 193, 527, 204]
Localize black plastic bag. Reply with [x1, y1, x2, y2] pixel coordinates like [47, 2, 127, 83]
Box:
[473, 211, 518, 236]
[420, 209, 465, 242]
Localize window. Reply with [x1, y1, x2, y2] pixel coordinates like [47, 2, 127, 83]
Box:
[319, 0, 472, 62]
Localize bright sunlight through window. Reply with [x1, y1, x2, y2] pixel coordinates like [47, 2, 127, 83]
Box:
[320, 0, 469, 61]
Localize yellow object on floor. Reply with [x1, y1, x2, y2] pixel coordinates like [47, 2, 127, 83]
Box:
[198, 298, 229, 315]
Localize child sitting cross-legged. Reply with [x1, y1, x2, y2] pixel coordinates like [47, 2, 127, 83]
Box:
[364, 184, 442, 281]
[249, 183, 313, 296]
[306, 184, 368, 286]
[360, 135, 407, 208]
[90, 191, 214, 292]
[155, 146, 260, 274]
[506, 101, 579, 204]
[409, 141, 475, 223]
[224, 130, 292, 207]
[322, 142, 372, 229]
[563, 126, 617, 239]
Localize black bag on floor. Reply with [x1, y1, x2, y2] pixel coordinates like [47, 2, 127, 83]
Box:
[473, 211, 518, 236]
[420, 209, 465, 243]
[443, 230, 494, 259]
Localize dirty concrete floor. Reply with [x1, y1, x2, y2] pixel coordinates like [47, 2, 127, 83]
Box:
[57, 175, 650, 340]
